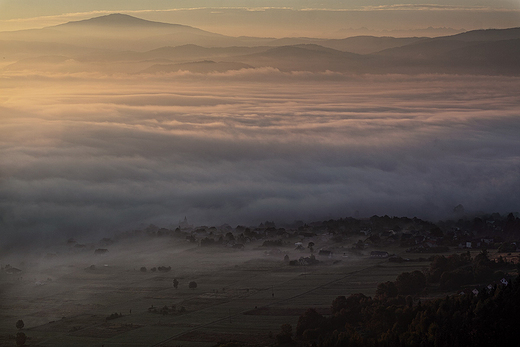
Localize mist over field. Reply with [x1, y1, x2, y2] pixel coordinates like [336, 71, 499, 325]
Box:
[1, 6, 520, 347]
[2, 70, 519, 246]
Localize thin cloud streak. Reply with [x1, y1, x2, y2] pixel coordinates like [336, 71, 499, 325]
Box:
[358, 4, 520, 12]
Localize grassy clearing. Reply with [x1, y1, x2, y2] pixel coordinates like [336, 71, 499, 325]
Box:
[0, 237, 442, 346]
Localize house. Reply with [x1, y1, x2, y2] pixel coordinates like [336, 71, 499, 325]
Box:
[465, 240, 482, 249]
[481, 236, 495, 245]
[5, 268, 22, 274]
[486, 278, 510, 291]
[370, 251, 389, 258]
[459, 288, 472, 295]
[5, 266, 22, 275]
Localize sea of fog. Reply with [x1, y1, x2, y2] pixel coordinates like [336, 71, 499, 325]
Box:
[1, 71, 520, 246]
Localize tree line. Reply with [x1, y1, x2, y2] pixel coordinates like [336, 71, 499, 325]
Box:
[288, 252, 519, 346]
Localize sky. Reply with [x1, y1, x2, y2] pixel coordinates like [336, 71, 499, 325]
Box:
[0, 0, 519, 36]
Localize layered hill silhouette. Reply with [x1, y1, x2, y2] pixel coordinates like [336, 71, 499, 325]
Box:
[1, 13, 519, 75]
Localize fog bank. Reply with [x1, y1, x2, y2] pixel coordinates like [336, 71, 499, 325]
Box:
[1, 72, 519, 246]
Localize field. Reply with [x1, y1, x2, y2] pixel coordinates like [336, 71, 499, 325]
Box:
[0, 236, 474, 347]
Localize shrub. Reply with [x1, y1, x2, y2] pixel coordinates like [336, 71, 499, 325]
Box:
[376, 281, 398, 300]
[16, 332, 27, 346]
[276, 324, 293, 344]
[395, 270, 426, 295]
[106, 313, 122, 321]
[297, 308, 326, 336]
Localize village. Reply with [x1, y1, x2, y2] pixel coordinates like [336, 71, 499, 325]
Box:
[101, 212, 520, 263]
[1, 211, 519, 347]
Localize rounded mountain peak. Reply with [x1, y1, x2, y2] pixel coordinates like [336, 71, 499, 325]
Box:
[59, 13, 187, 28]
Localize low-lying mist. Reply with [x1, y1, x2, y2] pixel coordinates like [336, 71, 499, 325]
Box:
[0, 234, 299, 328]
[1, 71, 520, 247]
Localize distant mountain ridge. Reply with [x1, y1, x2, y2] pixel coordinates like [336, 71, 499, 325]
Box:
[443, 27, 520, 42]
[1, 13, 519, 75]
[55, 13, 190, 28]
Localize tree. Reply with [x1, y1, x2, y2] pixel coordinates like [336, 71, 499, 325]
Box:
[330, 296, 348, 315]
[472, 249, 493, 281]
[453, 204, 465, 214]
[276, 323, 293, 344]
[189, 281, 197, 289]
[375, 281, 398, 300]
[16, 319, 24, 330]
[16, 332, 26, 346]
[367, 234, 381, 244]
[296, 308, 326, 337]
[429, 226, 444, 237]
[395, 271, 426, 295]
